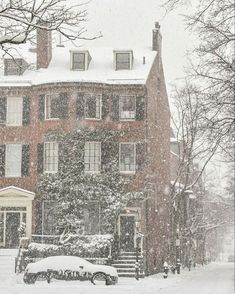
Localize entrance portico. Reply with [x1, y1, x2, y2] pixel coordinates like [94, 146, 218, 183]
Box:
[0, 186, 35, 248]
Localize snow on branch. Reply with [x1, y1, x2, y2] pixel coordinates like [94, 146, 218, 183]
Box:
[0, 0, 101, 47]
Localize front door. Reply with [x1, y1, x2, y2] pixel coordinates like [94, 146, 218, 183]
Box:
[120, 215, 135, 252]
[5, 212, 20, 248]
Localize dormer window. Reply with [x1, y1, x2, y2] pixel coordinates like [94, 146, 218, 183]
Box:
[4, 58, 28, 76]
[114, 50, 133, 70]
[70, 50, 91, 71]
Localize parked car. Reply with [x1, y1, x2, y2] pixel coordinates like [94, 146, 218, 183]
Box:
[23, 256, 118, 285]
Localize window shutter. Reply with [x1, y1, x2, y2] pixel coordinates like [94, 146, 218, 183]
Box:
[111, 95, 119, 120]
[38, 95, 45, 120]
[76, 93, 85, 120]
[136, 96, 145, 120]
[58, 93, 68, 119]
[21, 144, 30, 176]
[0, 145, 5, 177]
[101, 141, 119, 171]
[0, 97, 6, 126]
[37, 143, 44, 174]
[136, 143, 146, 171]
[22, 96, 30, 125]
[102, 94, 109, 120]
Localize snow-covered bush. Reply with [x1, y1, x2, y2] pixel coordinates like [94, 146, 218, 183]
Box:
[27, 234, 114, 258]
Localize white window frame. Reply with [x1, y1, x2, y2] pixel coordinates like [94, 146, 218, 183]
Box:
[70, 50, 91, 71]
[119, 143, 136, 174]
[45, 94, 60, 120]
[43, 142, 59, 174]
[114, 50, 133, 70]
[84, 94, 102, 120]
[84, 141, 101, 173]
[5, 144, 22, 177]
[119, 95, 136, 121]
[6, 97, 23, 126]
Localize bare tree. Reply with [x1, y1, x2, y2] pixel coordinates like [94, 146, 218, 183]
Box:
[163, 0, 235, 157]
[0, 1, 99, 50]
[169, 82, 229, 265]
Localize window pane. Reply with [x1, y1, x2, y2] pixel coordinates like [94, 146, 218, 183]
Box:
[44, 142, 58, 173]
[85, 94, 101, 119]
[84, 142, 101, 172]
[116, 53, 130, 70]
[45, 95, 60, 119]
[5, 144, 22, 177]
[72, 53, 85, 70]
[120, 96, 136, 120]
[120, 143, 135, 172]
[6, 97, 23, 126]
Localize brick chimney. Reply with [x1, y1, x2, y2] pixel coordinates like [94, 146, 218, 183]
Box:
[36, 24, 52, 69]
[152, 22, 162, 55]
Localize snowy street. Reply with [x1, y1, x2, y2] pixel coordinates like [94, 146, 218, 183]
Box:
[0, 254, 234, 294]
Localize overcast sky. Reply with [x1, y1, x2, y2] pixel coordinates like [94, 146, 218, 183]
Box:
[83, 0, 196, 90]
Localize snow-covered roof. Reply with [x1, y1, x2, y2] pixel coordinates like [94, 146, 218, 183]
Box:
[0, 45, 156, 87]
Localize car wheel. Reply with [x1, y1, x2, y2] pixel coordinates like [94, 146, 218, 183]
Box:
[91, 272, 108, 286]
[23, 273, 37, 284]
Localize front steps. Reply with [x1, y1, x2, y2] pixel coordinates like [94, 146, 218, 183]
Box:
[112, 251, 145, 278]
[0, 249, 18, 278]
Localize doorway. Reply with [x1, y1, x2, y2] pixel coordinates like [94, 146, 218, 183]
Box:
[119, 215, 135, 252]
[5, 212, 21, 248]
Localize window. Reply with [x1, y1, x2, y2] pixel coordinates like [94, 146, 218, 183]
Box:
[119, 96, 136, 120]
[6, 97, 23, 126]
[84, 142, 101, 173]
[44, 142, 58, 173]
[45, 94, 60, 119]
[72, 52, 85, 70]
[5, 144, 22, 177]
[70, 50, 91, 71]
[4, 58, 27, 76]
[114, 51, 133, 70]
[119, 143, 136, 173]
[85, 94, 101, 119]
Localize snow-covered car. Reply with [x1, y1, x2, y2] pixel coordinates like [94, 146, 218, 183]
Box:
[23, 256, 118, 285]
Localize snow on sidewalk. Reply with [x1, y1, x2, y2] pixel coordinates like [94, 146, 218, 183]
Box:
[0, 262, 234, 294]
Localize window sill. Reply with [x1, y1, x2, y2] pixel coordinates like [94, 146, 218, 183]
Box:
[6, 124, 23, 127]
[84, 171, 101, 174]
[119, 118, 136, 121]
[119, 171, 136, 175]
[44, 118, 60, 121]
[43, 171, 58, 174]
[84, 118, 102, 121]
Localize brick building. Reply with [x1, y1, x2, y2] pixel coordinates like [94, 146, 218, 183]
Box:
[0, 23, 170, 274]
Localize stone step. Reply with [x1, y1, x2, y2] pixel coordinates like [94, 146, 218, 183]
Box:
[113, 263, 136, 268]
[118, 256, 142, 260]
[117, 269, 138, 273]
[118, 272, 145, 278]
[113, 260, 143, 264]
[119, 252, 136, 256]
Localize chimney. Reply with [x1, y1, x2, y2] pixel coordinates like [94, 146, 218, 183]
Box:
[152, 21, 162, 55]
[36, 24, 52, 69]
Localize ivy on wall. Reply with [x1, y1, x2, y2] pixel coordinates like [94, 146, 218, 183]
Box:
[38, 128, 143, 234]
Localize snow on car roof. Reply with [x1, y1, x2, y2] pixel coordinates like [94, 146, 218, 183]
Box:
[26, 256, 117, 276]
